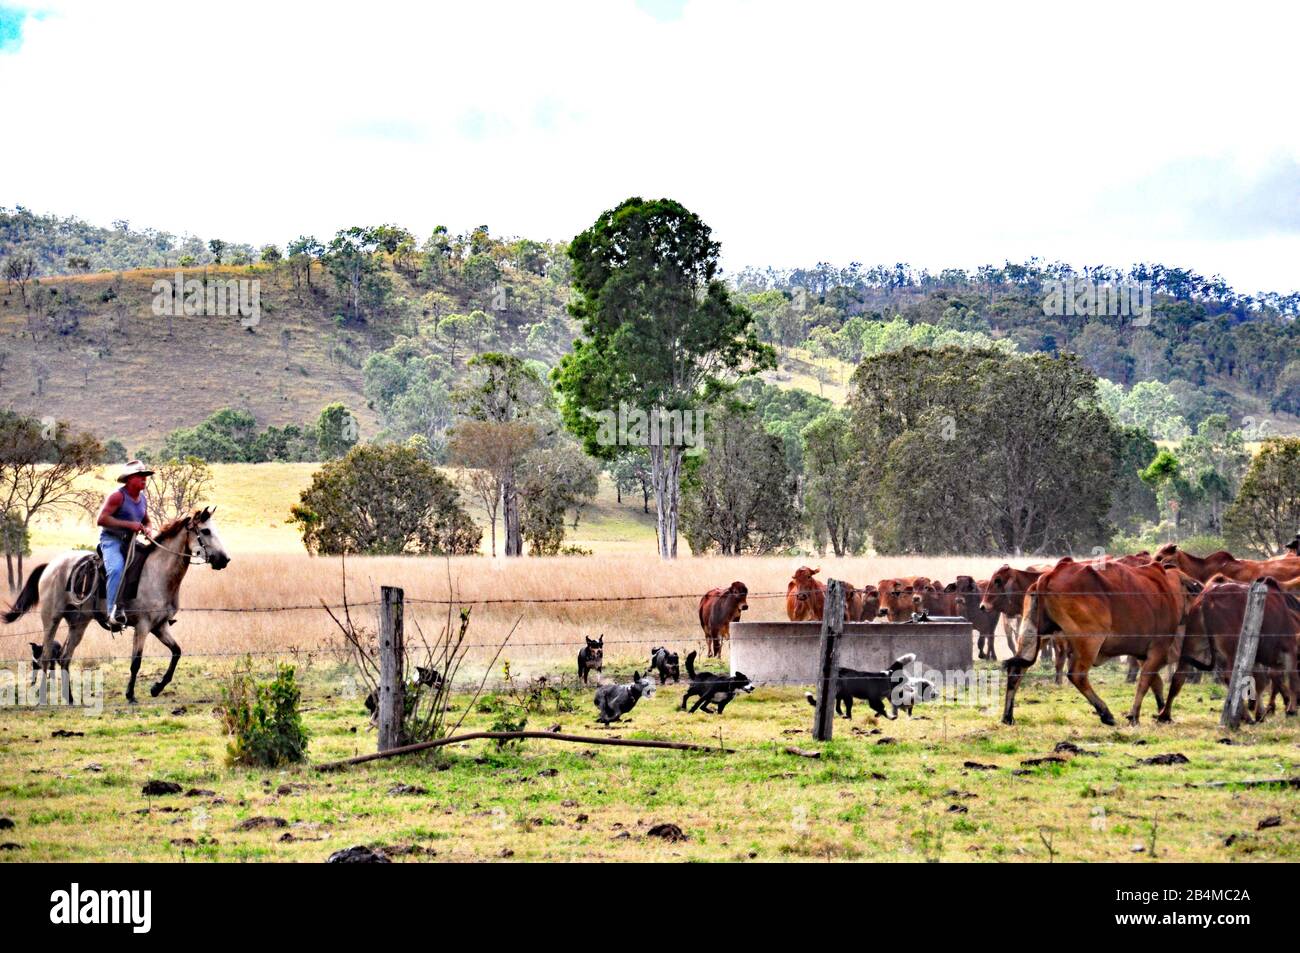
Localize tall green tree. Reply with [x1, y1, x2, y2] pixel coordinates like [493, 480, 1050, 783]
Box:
[1108, 426, 1159, 534]
[517, 442, 600, 555]
[850, 348, 1118, 554]
[315, 403, 358, 459]
[555, 198, 773, 558]
[801, 409, 867, 556]
[454, 353, 552, 556]
[681, 405, 798, 556]
[1223, 438, 1300, 556]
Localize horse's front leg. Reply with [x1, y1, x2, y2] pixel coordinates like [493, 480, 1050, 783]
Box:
[36, 610, 61, 706]
[125, 625, 149, 704]
[58, 618, 92, 707]
[150, 621, 182, 697]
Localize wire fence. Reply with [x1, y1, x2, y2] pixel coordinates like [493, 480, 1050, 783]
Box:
[3, 583, 1297, 706]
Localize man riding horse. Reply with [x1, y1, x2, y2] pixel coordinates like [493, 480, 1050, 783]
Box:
[96, 460, 154, 630]
[3, 463, 231, 704]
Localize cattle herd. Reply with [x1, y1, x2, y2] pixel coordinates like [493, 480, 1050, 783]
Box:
[691, 540, 1300, 729]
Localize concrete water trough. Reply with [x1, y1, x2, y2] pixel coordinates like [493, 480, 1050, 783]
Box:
[728, 620, 973, 685]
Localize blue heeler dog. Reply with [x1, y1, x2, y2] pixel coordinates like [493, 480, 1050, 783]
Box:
[593, 671, 654, 724]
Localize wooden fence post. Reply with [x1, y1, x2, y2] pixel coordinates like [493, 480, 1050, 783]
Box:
[379, 586, 405, 752]
[812, 579, 845, 742]
[1221, 579, 1266, 730]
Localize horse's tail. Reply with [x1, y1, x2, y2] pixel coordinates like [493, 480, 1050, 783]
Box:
[3, 563, 46, 623]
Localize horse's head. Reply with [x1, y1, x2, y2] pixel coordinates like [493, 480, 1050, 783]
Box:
[187, 506, 231, 570]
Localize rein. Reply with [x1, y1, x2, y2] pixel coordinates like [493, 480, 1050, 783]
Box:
[144, 531, 209, 565]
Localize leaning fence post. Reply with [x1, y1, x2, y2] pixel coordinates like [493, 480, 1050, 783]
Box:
[1221, 579, 1266, 730]
[379, 586, 405, 751]
[812, 579, 845, 742]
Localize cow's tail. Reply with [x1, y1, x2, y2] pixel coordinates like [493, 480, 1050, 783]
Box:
[3, 563, 46, 624]
[685, 650, 697, 679]
[804, 691, 817, 708]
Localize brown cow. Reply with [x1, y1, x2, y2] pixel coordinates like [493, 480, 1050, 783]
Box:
[698, 581, 749, 659]
[876, 576, 930, 621]
[1155, 544, 1300, 584]
[1001, 558, 1194, 726]
[1165, 575, 1300, 721]
[983, 556, 1151, 679]
[919, 579, 954, 616]
[979, 565, 1047, 653]
[786, 567, 826, 621]
[845, 584, 879, 622]
[950, 576, 1000, 659]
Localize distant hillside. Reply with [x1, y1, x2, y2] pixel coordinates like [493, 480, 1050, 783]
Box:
[734, 261, 1300, 432]
[2, 207, 1296, 454]
[0, 258, 572, 451]
[0, 205, 255, 274]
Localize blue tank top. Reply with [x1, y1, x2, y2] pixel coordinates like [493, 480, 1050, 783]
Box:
[102, 488, 148, 542]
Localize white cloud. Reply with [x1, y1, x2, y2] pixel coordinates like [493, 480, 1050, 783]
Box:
[1, 0, 1298, 292]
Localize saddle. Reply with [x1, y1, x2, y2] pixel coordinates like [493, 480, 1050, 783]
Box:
[67, 540, 155, 631]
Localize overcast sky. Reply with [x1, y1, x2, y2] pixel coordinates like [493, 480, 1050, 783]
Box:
[2, 0, 1298, 293]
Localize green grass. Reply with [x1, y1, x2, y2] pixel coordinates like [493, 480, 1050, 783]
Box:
[1, 655, 1297, 862]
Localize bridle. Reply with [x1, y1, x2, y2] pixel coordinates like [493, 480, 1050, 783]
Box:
[142, 522, 213, 565]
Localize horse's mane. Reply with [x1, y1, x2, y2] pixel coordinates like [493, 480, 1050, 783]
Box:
[153, 514, 192, 543]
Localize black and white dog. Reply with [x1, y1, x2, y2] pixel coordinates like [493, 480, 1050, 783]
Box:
[648, 646, 680, 684]
[680, 651, 755, 714]
[804, 653, 919, 720]
[29, 640, 64, 688]
[577, 635, 604, 685]
[890, 674, 937, 717]
[593, 671, 654, 724]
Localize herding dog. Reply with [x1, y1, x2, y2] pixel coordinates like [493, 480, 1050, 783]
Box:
[891, 674, 936, 717]
[594, 671, 654, 724]
[804, 653, 917, 720]
[649, 646, 681, 684]
[680, 651, 755, 714]
[577, 635, 604, 685]
[29, 640, 64, 688]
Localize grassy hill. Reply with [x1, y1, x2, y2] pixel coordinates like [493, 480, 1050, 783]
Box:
[0, 266, 383, 451]
[0, 263, 857, 455]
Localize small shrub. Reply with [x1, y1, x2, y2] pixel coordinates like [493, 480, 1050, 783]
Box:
[1178, 534, 1227, 556]
[220, 658, 309, 767]
[489, 708, 528, 749]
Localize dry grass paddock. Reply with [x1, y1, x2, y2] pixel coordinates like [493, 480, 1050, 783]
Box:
[3, 552, 1017, 674]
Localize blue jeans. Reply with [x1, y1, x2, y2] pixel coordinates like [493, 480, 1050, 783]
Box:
[100, 534, 128, 610]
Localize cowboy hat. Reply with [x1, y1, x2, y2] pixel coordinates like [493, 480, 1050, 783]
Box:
[116, 460, 154, 483]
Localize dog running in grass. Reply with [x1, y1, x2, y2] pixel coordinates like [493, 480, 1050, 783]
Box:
[648, 646, 681, 684]
[890, 674, 936, 717]
[804, 653, 920, 720]
[593, 671, 654, 724]
[29, 639, 64, 686]
[680, 651, 755, 714]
